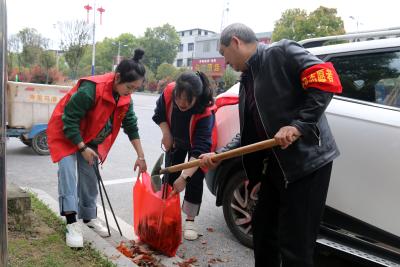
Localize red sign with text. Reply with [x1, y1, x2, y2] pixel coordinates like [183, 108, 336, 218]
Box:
[192, 58, 226, 77]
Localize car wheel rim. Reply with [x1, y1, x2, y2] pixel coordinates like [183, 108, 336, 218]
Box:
[230, 180, 260, 235]
[35, 132, 49, 153]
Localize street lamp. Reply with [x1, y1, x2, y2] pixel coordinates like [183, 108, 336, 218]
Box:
[349, 16, 363, 33]
[112, 41, 128, 70]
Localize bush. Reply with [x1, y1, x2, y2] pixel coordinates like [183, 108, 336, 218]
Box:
[8, 65, 66, 84]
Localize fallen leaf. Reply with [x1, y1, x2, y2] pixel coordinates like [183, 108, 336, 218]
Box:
[208, 258, 224, 264]
[116, 242, 133, 258]
[206, 228, 214, 232]
[116, 241, 161, 267]
[175, 257, 197, 267]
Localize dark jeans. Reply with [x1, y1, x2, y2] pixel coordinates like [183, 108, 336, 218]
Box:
[165, 148, 204, 208]
[252, 156, 332, 267]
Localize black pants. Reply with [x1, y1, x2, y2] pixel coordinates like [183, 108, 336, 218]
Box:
[253, 156, 332, 267]
[165, 148, 204, 206]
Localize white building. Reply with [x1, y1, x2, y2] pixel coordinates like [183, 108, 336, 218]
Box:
[173, 28, 216, 69]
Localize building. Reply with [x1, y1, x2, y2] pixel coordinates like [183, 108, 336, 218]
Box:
[173, 28, 217, 69]
[192, 31, 272, 80]
[256, 32, 273, 45]
[192, 34, 225, 80]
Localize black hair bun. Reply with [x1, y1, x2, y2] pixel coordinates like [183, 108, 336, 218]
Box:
[132, 48, 145, 62]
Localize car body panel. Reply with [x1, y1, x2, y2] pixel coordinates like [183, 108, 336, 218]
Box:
[215, 99, 240, 150]
[326, 99, 400, 237]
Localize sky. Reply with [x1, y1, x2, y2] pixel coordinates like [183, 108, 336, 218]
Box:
[7, 0, 400, 49]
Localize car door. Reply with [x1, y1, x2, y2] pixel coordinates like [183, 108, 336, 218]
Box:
[322, 47, 400, 238]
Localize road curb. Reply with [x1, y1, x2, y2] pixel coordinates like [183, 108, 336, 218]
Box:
[25, 187, 138, 267]
[25, 187, 185, 267]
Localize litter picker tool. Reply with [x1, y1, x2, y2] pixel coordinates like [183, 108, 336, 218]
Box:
[93, 163, 123, 237]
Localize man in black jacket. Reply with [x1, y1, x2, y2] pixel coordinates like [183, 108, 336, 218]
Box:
[200, 23, 342, 267]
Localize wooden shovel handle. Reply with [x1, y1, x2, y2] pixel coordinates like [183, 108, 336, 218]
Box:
[159, 138, 278, 174]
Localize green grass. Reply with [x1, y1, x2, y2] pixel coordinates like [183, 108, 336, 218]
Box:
[7, 194, 116, 267]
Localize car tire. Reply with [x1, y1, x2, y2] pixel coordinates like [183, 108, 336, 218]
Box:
[32, 130, 50, 155]
[222, 169, 259, 248]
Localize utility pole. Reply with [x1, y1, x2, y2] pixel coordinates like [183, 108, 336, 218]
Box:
[116, 41, 128, 65]
[0, 0, 8, 265]
[220, 0, 230, 32]
[117, 41, 121, 64]
[349, 16, 362, 33]
[112, 41, 127, 70]
[91, 2, 96, 76]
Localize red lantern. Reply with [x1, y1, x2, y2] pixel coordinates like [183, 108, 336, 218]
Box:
[97, 7, 105, 25]
[84, 4, 92, 23]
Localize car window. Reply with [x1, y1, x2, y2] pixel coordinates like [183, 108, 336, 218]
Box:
[329, 50, 400, 108]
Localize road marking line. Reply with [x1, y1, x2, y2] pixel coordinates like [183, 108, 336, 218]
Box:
[102, 177, 137, 185]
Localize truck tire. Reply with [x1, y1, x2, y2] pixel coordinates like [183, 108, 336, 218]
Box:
[32, 130, 50, 155]
[222, 170, 259, 248]
[20, 135, 32, 147]
[21, 139, 32, 146]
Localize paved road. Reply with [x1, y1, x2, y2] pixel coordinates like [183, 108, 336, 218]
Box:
[7, 92, 366, 267]
[7, 92, 254, 267]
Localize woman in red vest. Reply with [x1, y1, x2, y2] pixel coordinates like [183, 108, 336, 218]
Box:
[47, 49, 147, 248]
[152, 71, 216, 240]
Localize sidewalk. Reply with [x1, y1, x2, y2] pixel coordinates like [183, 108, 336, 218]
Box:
[26, 187, 185, 267]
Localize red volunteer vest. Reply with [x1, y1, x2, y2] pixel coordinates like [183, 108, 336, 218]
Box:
[47, 72, 131, 163]
[163, 82, 217, 153]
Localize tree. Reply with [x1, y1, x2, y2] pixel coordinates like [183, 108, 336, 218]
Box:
[144, 66, 157, 92]
[223, 66, 239, 89]
[139, 24, 180, 73]
[40, 50, 56, 83]
[308, 6, 345, 38]
[91, 34, 139, 73]
[7, 34, 21, 76]
[17, 28, 46, 67]
[59, 20, 91, 79]
[112, 33, 139, 61]
[173, 67, 190, 80]
[272, 6, 345, 42]
[156, 63, 177, 80]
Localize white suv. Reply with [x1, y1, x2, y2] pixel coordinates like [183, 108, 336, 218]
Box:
[205, 33, 400, 266]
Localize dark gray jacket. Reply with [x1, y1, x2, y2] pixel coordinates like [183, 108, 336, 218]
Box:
[220, 39, 340, 183]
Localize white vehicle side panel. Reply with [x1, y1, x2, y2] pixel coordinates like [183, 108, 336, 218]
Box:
[326, 99, 400, 236]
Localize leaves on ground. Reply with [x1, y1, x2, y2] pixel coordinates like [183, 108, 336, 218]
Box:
[117, 240, 163, 267]
[174, 257, 197, 267]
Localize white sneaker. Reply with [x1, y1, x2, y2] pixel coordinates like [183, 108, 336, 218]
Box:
[66, 222, 83, 248]
[184, 221, 198, 241]
[85, 219, 109, 237]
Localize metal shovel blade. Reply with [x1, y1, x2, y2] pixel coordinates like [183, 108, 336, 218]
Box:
[150, 153, 164, 192]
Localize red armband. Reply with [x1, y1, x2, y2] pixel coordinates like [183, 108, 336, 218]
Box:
[300, 62, 342, 93]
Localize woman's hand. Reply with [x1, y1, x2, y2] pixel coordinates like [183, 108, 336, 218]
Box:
[170, 175, 187, 196]
[199, 152, 220, 169]
[81, 147, 98, 165]
[162, 131, 174, 151]
[134, 157, 147, 173]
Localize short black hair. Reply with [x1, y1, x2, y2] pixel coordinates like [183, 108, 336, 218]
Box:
[220, 23, 257, 46]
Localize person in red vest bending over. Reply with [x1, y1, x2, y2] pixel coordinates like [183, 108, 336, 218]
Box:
[152, 71, 217, 240]
[47, 49, 147, 248]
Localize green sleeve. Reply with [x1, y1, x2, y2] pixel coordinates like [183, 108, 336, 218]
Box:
[62, 81, 96, 144]
[122, 100, 140, 140]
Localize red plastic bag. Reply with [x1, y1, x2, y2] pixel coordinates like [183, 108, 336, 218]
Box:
[133, 172, 182, 257]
